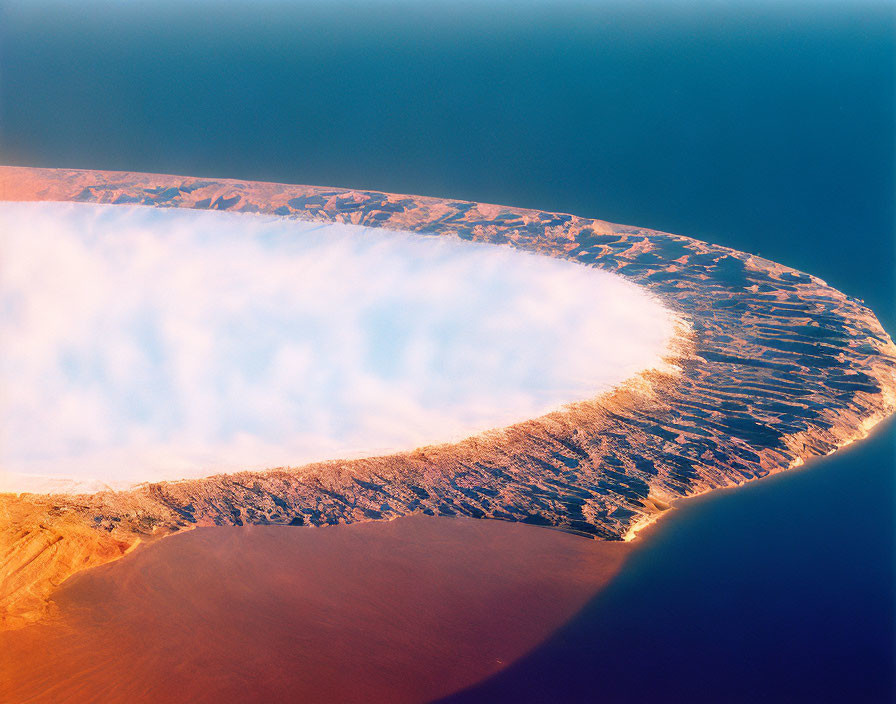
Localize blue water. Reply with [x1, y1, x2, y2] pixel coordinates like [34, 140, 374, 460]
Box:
[444, 418, 895, 703]
[0, 2, 893, 701]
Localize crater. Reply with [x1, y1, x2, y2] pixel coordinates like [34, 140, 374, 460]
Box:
[0, 201, 677, 492]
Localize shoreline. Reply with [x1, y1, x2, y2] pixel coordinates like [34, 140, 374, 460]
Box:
[625, 408, 896, 545]
[7, 402, 893, 633]
[6, 409, 891, 704]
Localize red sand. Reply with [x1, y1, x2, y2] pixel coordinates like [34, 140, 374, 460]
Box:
[0, 516, 631, 704]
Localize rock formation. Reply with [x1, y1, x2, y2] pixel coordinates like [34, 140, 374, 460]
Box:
[1, 165, 894, 629]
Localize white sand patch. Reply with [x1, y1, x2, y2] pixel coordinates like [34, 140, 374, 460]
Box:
[0, 201, 677, 493]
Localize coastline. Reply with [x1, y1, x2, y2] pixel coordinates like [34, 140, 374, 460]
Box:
[6, 408, 892, 703]
[624, 405, 896, 545]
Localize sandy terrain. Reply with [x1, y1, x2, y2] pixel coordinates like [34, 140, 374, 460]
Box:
[0, 516, 631, 704]
[1, 165, 894, 639]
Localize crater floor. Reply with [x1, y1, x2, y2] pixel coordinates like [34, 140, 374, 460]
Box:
[0, 201, 676, 492]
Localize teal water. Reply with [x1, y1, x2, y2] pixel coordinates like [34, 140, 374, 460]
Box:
[1, 1, 892, 332]
[0, 2, 893, 701]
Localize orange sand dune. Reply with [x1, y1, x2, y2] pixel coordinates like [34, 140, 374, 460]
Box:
[0, 516, 631, 704]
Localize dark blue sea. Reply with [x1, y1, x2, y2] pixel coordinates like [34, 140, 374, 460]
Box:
[1, 2, 893, 701]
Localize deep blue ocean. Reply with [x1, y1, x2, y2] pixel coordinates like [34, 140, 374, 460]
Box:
[1, 2, 893, 701]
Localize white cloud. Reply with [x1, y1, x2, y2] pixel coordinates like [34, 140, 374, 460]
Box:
[0, 201, 677, 493]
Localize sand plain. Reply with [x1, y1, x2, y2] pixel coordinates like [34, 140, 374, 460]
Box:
[0, 516, 632, 704]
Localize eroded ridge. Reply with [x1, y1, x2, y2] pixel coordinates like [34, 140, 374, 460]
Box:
[1, 166, 894, 629]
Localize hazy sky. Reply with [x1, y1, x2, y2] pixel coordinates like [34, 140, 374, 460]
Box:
[0, 202, 677, 492]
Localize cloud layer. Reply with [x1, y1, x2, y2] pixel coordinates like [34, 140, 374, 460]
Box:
[0, 202, 676, 492]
